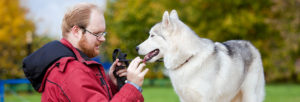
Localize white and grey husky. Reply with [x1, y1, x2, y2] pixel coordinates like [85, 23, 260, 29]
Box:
[137, 10, 265, 102]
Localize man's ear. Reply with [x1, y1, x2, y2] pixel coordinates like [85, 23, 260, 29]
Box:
[71, 25, 82, 38]
[162, 11, 171, 29]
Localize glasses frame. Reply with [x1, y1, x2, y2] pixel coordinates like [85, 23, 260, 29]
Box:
[80, 27, 106, 39]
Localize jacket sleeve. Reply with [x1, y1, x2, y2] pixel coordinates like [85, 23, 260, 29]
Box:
[107, 74, 118, 95]
[110, 83, 144, 102]
[64, 68, 144, 102]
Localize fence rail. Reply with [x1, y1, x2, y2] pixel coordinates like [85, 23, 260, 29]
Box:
[0, 79, 30, 102]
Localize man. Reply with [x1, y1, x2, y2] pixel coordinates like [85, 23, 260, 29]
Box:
[23, 3, 148, 102]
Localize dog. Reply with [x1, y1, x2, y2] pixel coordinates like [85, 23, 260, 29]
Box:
[136, 10, 265, 102]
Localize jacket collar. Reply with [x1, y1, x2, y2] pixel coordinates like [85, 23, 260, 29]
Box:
[60, 38, 100, 65]
[76, 48, 91, 61]
[60, 38, 85, 62]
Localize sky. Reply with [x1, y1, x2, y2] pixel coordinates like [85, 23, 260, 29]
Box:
[20, 0, 106, 38]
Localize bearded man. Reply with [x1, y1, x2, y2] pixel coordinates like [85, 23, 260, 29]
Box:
[23, 3, 148, 102]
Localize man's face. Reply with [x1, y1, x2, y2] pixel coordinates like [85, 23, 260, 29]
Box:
[79, 10, 106, 58]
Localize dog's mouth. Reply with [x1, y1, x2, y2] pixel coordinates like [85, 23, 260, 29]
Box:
[143, 49, 160, 63]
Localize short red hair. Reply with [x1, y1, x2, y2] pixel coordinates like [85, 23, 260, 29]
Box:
[61, 3, 102, 37]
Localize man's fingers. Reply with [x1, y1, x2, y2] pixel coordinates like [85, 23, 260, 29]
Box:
[136, 63, 146, 73]
[128, 57, 142, 71]
[139, 68, 149, 77]
[110, 59, 119, 71]
[117, 62, 124, 66]
[128, 57, 139, 71]
[112, 59, 119, 66]
[116, 69, 127, 75]
[118, 72, 127, 77]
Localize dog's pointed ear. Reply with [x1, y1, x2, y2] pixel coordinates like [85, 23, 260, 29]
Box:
[170, 10, 179, 20]
[162, 11, 170, 28]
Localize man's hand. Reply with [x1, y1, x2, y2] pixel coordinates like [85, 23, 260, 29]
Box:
[127, 57, 149, 87]
[109, 59, 127, 86]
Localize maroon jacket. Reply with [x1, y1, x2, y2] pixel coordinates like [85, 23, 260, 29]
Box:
[23, 39, 143, 102]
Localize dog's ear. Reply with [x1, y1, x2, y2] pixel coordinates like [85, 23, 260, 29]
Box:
[170, 10, 179, 20]
[162, 11, 171, 28]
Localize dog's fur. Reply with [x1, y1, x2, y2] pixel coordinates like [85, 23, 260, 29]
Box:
[137, 10, 265, 102]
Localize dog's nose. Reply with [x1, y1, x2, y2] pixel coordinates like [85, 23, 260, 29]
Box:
[136, 47, 139, 52]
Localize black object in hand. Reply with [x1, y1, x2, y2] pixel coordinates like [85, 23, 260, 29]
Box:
[112, 49, 130, 90]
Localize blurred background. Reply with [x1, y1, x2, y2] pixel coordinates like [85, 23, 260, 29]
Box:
[1, 0, 300, 102]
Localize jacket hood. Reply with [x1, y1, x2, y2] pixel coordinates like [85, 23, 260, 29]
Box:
[23, 40, 75, 91]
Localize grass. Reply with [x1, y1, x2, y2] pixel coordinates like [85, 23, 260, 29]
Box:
[5, 92, 41, 102]
[143, 86, 180, 102]
[265, 83, 300, 102]
[4, 83, 300, 102]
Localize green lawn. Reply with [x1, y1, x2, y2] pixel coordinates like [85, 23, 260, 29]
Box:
[143, 86, 180, 102]
[4, 84, 300, 102]
[265, 84, 300, 102]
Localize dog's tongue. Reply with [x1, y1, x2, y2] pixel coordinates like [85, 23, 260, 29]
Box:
[143, 49, 158, 63]
[143, 54, 150, 63]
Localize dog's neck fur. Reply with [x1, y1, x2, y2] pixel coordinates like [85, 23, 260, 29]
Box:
[171, 54, 194, 70]
[164, 25, 215, 70]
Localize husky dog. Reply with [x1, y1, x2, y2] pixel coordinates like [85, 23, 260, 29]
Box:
[136, 10, 265, 102]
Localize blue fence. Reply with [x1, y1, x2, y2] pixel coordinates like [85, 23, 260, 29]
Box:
[91, 57, 112, 71]
[0, 79, 30, 102]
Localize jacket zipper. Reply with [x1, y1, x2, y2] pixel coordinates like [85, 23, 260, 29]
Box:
[97, 67, 112, 100]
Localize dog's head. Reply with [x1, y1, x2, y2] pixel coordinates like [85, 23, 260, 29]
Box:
[136, 10, 182, 63]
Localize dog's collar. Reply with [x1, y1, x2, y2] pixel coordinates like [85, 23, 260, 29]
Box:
[173, 55, 194, 70]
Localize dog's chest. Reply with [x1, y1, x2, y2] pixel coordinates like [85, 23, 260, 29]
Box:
[169, 70, 206, 102]
[168, 65, 205, 94]
[167, 58, 221, 101]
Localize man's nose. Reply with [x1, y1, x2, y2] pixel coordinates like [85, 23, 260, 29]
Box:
[98, 36, 106, 42]
[136, 46, 139, 52]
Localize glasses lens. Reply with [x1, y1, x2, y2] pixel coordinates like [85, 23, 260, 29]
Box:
[102, 32, 106, 37]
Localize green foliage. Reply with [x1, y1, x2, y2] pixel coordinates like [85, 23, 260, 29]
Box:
[105, 0, 300, 82]
[0, 0, 35, 79]
[0, 0, 53, 79]
[264, 0, 300, 82]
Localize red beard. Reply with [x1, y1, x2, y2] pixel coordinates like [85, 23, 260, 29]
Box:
[78, 35, 99, 58]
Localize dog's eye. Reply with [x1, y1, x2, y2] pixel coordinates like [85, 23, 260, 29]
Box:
[151, 35, 155, 37]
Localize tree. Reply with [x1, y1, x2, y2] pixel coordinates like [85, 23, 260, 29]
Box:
[105, 0, 168, 79]
[0, 0, 35, 79]
[105, 0, 300, 83]
[266, 0, 300, 82]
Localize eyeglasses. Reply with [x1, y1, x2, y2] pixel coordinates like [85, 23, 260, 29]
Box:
[80, 28, 106, 39]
